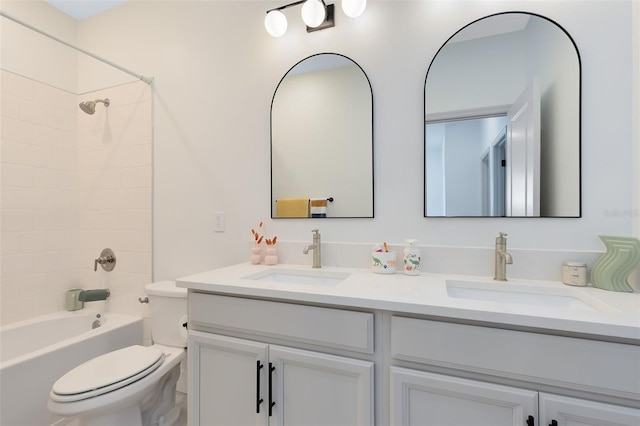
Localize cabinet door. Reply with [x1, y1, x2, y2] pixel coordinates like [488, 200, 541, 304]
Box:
[390, 367, 538, 426]
[540, 393, 640, 426]
[189, 331, 269, 426]
[269, 345, 374, 426]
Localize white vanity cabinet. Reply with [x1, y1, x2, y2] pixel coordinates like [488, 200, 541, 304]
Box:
[390, 366, 538, 425]
[187, 293, 375, 426]
[390, 368, 640, 426]
[540, 393, 640, 426]
[189, 332, 267, 426]
[178, 264, 640, 426]
[390, 316, 640, 426]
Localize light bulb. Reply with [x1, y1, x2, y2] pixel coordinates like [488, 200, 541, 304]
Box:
[342, 0, 366, 18]
[265, 10, 287, 37]
[301, 0, 326, 28]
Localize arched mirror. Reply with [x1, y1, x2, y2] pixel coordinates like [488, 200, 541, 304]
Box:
[271, 53, 374, 218]
[424, 12, 581, 217]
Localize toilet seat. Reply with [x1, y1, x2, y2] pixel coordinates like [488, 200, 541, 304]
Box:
[50, 345, 164, 403]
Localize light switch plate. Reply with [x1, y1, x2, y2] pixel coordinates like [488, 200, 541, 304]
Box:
[213, 212, 225, 232]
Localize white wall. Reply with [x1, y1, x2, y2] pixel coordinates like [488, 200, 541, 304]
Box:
[426, 29, 527, 115]
[69, 0, 637, 281]
[526, 16, 580, 216]
[443, 119, 484, 216]
[3, 1, 636, 284]
[0, 1, 78, 93]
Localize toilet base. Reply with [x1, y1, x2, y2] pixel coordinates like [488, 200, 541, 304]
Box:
[78, 404, 142, 426]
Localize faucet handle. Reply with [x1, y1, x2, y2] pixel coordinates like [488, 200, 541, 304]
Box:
[499, 232, 508, 237]
[312, 229, 319, 235]
[94, 248, 116, 272]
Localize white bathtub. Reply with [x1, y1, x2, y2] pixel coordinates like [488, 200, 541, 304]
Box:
[0, 310, 143, 426]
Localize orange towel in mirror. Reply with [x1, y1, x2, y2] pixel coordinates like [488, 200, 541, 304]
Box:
[275, 198, 309, 218]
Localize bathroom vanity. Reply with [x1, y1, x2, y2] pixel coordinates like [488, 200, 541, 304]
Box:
[177, 264, 640, 426]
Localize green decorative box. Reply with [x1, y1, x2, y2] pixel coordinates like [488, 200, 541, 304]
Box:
[591, 235, 640, 292]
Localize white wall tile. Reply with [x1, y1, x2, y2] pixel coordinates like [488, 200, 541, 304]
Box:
[2, 164, 33, 187]
[33, 290, 64, 316]
[2, 253, 33, 278]
[122, 166, 152, 188]
[1, 232, 21, 255]
[20, 99, 49, 126]
[19, 188, 48, 210]
[32, 168, 75, 190]
[33, 81, 73, 109]
[1, 94, 21, 119]
[33, 210, 75, 231]
[1, 277, 23, 300]
[1, 77, 151, 326]
[125, 188, 152, 209]
[32, 251, 61, 274]
[1, 139, 21, 164]
[20, 231, 48, 253]
[1, 210, 33, 232]
[1, 296, 34, 324]
[2, 117, 34, 143]
[1, 71, 34, 99]
[1, 186, 21, 209]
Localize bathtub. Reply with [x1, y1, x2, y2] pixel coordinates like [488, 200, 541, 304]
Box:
[0, 310, 143, 426]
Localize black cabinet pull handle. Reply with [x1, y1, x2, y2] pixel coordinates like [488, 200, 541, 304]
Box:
[526, 415, 534, 426]
[256, 361, 264, 414]
[268, 363, 275, 417]
[549, 421, 558, 426]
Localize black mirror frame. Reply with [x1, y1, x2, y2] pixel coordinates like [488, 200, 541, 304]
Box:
[423, 11, 582, 218]
[270, 52, 375, 219]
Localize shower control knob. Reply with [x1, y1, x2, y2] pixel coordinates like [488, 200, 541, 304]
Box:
[94, 248, 116, 272]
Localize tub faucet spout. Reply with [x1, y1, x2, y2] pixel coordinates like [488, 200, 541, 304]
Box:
[66, 288, 110, 311]
[303, 229, 322, 268]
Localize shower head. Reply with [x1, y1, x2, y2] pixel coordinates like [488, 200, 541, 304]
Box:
[79, 98, 110, 115]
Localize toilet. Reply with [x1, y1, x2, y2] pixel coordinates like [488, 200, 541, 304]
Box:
[48, 281, 187, 426]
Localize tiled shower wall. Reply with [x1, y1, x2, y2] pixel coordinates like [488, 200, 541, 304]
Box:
[1, 70, 152, 327]
[1, 70, 77, 324]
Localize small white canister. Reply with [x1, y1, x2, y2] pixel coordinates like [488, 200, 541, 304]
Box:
[562, 262, 587, 286]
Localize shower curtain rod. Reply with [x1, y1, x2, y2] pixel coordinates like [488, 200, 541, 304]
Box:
[0, 11, 153, 85]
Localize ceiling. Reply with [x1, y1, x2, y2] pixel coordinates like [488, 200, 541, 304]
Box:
[45, 0, 128, 20]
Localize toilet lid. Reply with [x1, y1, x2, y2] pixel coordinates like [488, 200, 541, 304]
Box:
[51, 345, 164, 402]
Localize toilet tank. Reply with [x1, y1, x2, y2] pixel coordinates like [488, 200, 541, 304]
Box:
[145, 281, 187, 347]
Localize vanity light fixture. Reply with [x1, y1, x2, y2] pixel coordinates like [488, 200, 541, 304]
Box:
[265, 0, 366, 37]
[341, 0, 366, 18]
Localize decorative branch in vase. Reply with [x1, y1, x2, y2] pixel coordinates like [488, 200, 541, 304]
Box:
[265, 236, 278, 266]
[250, 222, 264, 264]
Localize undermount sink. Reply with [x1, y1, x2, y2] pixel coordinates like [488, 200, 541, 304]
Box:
[446, 280, 615, 312]
[243, 269, 351, 286]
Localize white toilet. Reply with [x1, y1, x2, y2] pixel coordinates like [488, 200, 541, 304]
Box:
[48, 281, 188, 426]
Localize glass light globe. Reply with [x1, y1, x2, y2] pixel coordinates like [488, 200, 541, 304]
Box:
[301, 0, 326, 28]
[342, 0, 366, 18]
[265, 10, 287, 37]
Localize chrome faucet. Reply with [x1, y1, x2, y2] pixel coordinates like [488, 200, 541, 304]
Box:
[303, 229, 322, 268]
[494, 232, 513, 281]
[66, 288, 110, 311]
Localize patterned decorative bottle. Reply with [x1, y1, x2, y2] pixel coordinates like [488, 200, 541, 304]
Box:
[403, 239, 421, 275]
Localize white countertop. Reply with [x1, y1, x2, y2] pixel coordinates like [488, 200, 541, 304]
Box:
[177, 263, 640, 342]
